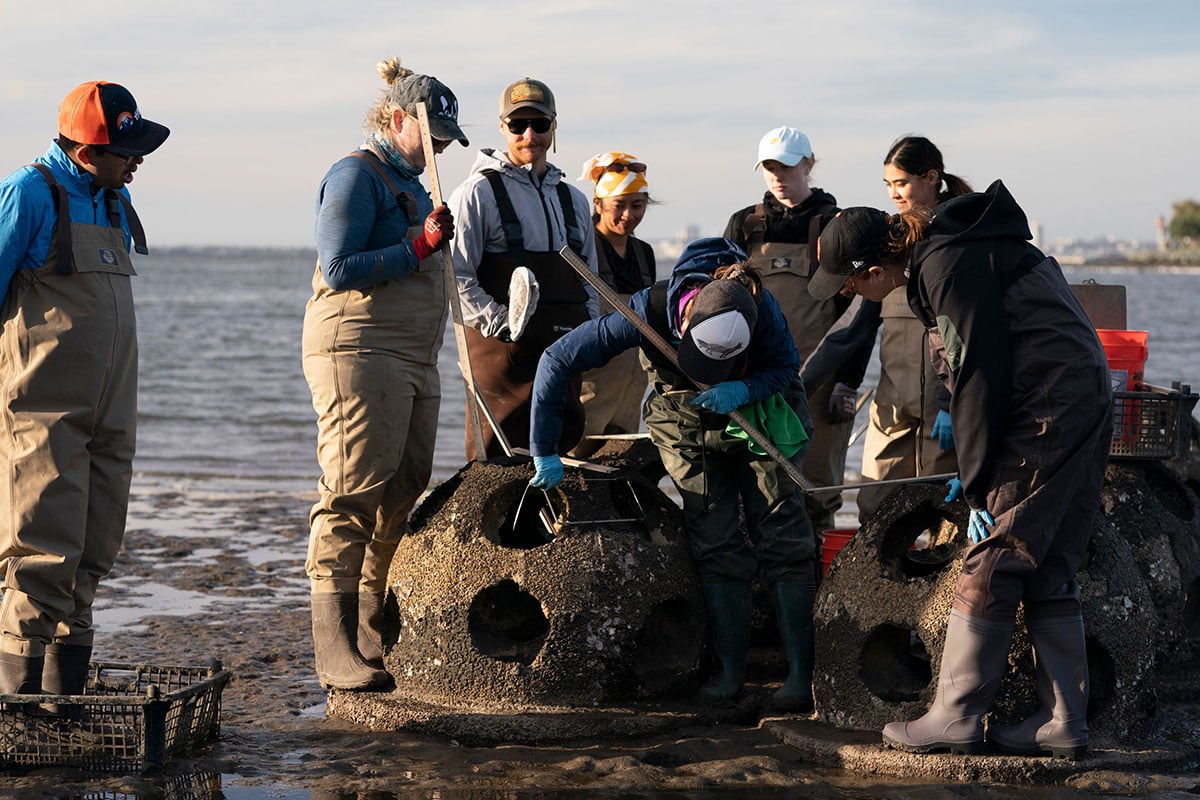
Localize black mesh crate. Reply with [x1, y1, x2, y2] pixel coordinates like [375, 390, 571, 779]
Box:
[0, 659, 231, 773]
[1109, 383, 1197, 461]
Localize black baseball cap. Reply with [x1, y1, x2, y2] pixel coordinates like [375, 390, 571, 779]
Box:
[678, 279, 758, 386]
[57, 81, 170, 157]
[389, 73, 469, 146]
[808, 207, 894, 301]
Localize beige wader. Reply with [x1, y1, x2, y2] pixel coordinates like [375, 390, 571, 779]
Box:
[749, 238, 851, 533]
[302, 225, 446, 596]
[857, 286, 958, 522]
[0, 214, 137, 656]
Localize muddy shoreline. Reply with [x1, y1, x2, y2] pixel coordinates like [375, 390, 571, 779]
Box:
[1, 486, 1197, 798]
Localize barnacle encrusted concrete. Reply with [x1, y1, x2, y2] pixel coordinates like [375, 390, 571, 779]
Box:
[811, 463, 1194, 744]
[380, 457, 704, 709]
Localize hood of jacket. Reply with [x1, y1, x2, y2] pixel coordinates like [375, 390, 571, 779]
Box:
[466, 147, 565, 187]
[664, 236, 749, 337]
[913, 180, 1032, 263]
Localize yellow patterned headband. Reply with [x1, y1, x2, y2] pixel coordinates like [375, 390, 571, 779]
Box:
[579, 152, 649, 199]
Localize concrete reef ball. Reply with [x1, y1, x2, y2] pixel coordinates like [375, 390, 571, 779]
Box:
[382, 458, 705, 708]
[813, 461, 1196, 744]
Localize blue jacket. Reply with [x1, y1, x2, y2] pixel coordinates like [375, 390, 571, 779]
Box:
[0, 144, 135, 307]
[314, 148, 433, 292]
[530, 237, 800, 456]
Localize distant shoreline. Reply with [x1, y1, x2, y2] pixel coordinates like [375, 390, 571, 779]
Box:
[143, 244, 1200, 270]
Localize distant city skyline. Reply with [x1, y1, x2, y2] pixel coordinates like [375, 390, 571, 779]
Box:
[3, 1, 1198, 248]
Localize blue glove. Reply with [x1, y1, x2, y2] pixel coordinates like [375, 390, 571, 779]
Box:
[944, 476, 963, 503]
[931, 409, 955, 451]
[530, 454, 563, 490]
[968, 508, 995, 543]
[689, 381, 750, 415]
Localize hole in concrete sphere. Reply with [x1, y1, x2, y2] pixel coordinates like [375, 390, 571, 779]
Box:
[496, 491, 556, 549]
[860, 623, 932, 702]
[1145, 463, 1193, 522]
[468, 580, 549, 664]
[879, 502, 961, 581]
[1183, 578, 1200, 642]
[1085, 635, 1115, 720]
[632, 597, 703, 688]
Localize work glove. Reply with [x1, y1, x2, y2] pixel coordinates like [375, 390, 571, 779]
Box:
[931, 409, 955, 451]
[690, 381, 750, 415]
[944, 476, 963, 503]
[411, 204, 454, 261]
[530, 454, 564, 490]
[828, 382, 857, 423]
[968, 508, 995, 544]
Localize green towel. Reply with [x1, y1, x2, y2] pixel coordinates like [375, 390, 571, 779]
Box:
[726, 392, 810, 457]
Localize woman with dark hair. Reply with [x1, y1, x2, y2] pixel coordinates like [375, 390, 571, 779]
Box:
[809, 183, 1113, 759]
[856, 136, 972, 521]
[530, 238, 818, 709]
[568, 152, 657, 459]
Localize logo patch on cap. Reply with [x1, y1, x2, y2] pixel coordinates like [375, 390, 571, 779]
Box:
[510, 83, 544, 104]
[437, 95, 458, 118]
[117, 110, 138, 133]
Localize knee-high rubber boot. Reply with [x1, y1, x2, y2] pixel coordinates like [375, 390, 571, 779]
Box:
[697, 582, 752, 702]
[311, 592, 390, 691]
[988, 614, 1089, 759]
[357, 592, 385, 669]
[42, 643, 92, 714]
[771, 580, 816, 712]
[0, 652, 44, 695]
[882, 609, 1014, 755]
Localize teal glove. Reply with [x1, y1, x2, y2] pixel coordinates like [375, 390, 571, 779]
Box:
[944, 476, 963, 503]
[530, 454, 563, 490]
[931, 409, 955, 451]
[690, 381, 750, 415]
[968, 508, 995, 543]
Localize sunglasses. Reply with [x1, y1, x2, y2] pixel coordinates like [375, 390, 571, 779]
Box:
[92, 146, 138, 162]
[505, 117, 553, 135]
[600, 162, 646, 174]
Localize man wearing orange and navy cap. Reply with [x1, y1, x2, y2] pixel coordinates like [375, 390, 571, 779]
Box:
[0, 81, 169, 698]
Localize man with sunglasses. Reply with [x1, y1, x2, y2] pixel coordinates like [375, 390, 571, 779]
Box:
[448, 77, 598, 459]
[0, 81, 169, 697]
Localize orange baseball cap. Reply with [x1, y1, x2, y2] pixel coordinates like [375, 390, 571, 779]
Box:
[58, 81, 170, 157]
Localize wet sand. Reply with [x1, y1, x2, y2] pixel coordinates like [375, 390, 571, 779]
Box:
[2, 485, 1197, 798]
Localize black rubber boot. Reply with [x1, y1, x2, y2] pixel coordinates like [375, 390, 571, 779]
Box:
[357, 592, 385, 669]
[42, 643, 92, 714]
[0, 652, 45, 695]
[988, 614, 1089, 760]
[696, 582, 752, 703]
[771, 580, 816, 713]
[311, 592, 390, 691]
[882, 609, 1014, 755]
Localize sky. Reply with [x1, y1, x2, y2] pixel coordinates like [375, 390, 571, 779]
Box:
[3, 0, 1198, 249]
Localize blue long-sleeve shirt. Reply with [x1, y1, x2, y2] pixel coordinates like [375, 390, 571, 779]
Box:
[314, 149, 432, 291]
[0, 143, 134, 307]
[530, 285, 799, 456]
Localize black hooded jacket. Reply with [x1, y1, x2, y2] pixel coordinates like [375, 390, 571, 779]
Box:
[906, 181, 1109, 509]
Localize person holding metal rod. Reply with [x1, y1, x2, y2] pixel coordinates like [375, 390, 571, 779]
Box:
[301, 56, 467, 691]
[808, 182, 1113, 758]
[529, 237, 819, 710]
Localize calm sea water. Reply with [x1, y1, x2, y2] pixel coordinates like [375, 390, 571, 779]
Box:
[131, 248, 1200, 497]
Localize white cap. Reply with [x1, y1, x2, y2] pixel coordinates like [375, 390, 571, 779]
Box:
[755, 126, 812, 169]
